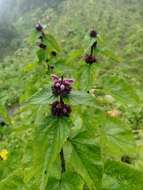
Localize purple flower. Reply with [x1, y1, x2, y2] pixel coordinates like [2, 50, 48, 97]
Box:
[84, 54, 97, 64]
[90, 30, 97, 38]
[35, 23, 43, 32]
[51, 75, 74, 97]
[51, 101, 71, 117]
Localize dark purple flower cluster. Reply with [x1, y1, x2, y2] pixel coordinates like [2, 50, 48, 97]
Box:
[84, 54, 96, 64]
[90, 30, 97, 38]
[35, 23, 43, 32]
[51, 75, 74, 97]
[51, 101, 71, 117]
[51, 75, 74, 117]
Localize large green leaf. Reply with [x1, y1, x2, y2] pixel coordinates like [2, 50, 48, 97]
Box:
[103, 160, 143, 190]
[99, 117, 136, 157]
[26, 87, 55, 105]
[47, 172, 83, 190]
[69, 91, 102, 110]
[39, 119, 70, 190]
[23, 118, 71, 190]
[67, 131, 103, 190]
[101, 75, 140, 106]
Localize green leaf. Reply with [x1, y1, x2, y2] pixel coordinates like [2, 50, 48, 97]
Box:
[99, 117, 136, 157]
[101, 75, 140, 107]
[78, 65, 95, 91]
[0, 169, 25, 190]
[69, 91, 101, 109]
[67, 131, 102, 190]
[103, 160, 143, 190]
[40, 118, 71, 190]
[65, 49, 84, 65]
[36, 49, 46, 63]
[47, 172, 83, 190]
[43, 34, 61, 52]
[24, 118, 71, 190]
[26, 87, 55, 105]
[27, 30, 40, 45]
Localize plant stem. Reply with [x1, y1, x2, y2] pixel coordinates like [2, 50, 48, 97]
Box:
[90, 41, 97, 55]
[61, 75, 64, 82]
[60, 148, 66, 173]
[60, 96, 63, 103]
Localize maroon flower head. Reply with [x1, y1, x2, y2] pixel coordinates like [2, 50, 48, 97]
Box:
[51, 75, 74, 97]
[51, 101, 71, 117]
[35, 23, 43, 32]
[90, 30, 97, 38]
[84, 54, 97, 64]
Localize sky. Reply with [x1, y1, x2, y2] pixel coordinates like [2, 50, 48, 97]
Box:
[0, 0, 13, 12]
[0, 0, 3, 5]
[0, 0, 15, 20]
[0, 0, 5, 12]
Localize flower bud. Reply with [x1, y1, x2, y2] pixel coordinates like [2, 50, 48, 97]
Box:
[38, 43, 47, 49]
[84, 54, 97, 64]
